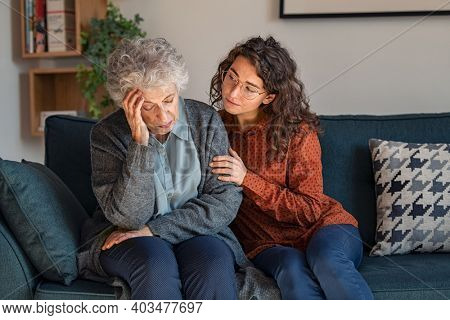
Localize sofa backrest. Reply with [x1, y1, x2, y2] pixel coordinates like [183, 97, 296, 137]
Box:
[45, 115, 97, 216]
[44, 112, 450, 249]
[318, 113, 450, 248]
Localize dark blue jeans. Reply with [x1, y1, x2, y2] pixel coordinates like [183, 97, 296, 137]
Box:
[252, 224, 374, 300]
[99, 235, 237, 300]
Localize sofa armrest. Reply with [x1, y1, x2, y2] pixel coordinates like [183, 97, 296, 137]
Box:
[0, 215, 39, 299]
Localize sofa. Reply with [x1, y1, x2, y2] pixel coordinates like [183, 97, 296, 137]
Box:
[1, 108, 449, 300]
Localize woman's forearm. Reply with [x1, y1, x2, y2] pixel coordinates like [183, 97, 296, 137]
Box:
[92, 140, 157, 230]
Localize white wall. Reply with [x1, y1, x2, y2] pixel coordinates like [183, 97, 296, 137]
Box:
[115, 0, 450, 114]
[1, 0, 43, 163]
[1, 0, 449, 162]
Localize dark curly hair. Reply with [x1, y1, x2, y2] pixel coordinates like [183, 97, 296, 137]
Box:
[210, 36, 320, 162]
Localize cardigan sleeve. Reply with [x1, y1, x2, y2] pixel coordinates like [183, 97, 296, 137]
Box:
[241, 129, 324, 227]
[90, 123, 156, 230]
[146, 111, 243, 244]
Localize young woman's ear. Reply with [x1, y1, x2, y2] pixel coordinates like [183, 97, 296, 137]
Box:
[262, 93, 276, 105]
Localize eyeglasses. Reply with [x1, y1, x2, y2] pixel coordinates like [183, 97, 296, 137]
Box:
[221, 70, 267, 100]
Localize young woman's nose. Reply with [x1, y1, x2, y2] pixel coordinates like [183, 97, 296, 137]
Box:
[229, 84, 241, 98]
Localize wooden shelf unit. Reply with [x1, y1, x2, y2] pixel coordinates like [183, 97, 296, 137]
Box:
[21, 0, 108, 137]
[20, 0, 107, 59]
[29, 67, 89, 136]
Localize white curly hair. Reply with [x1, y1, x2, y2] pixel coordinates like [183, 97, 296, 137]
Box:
[106, 38, 189, 107]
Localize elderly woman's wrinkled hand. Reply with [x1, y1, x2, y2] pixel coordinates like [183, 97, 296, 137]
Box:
[209, 147, 247, 186]
[101, 226, 153, 250]
[123, 88, 150, 146]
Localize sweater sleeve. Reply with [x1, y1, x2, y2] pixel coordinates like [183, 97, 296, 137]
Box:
[241, 130, 324, 227]
[146, 112, 243, 244]
[90, 124, 156, 230]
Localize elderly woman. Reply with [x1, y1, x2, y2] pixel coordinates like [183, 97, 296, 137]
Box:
[76, 38, 251, 300]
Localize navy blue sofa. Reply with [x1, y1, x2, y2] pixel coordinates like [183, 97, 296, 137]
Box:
[1, 109, 449, 299]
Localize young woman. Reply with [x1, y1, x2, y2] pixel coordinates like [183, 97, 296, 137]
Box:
[209, 36, 374, 300]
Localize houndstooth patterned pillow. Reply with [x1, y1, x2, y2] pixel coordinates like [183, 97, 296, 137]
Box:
[369, 139, 450, 256]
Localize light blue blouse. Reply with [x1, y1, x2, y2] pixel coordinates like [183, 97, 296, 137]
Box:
[150, 97, 201, 218]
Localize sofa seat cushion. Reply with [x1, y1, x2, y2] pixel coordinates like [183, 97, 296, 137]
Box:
[34, 279, 117, 300]
[359, 253, 450, 299]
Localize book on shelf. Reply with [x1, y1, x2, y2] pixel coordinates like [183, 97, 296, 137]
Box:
[38, 110, 78, 132]
[34, 0, 47, 53]
[25, 0, 34, 53]
[46, 0, 75, 52]
[24, 0, 76, 53]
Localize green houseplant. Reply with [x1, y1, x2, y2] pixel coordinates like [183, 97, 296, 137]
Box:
[76, 2, 146, 119]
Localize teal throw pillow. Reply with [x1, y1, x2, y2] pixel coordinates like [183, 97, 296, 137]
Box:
[0, 159, 88, 285]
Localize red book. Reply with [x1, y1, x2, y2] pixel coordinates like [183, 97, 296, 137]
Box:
[34, 0, 47, 52]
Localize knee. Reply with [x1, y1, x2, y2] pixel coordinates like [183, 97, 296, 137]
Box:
[272, 248, 307, 280]
[196, 241, 235, 279]
[307, 225, 363, 273]
[177, 237, 237, 299]
[131, 238, 178, 279]
[203, 252, 235, 279]
[266, 249, 316, 299]
[306, 246, 347, 278]
[178, 237, 236, 287]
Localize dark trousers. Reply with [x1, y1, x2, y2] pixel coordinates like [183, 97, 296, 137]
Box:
[99, 235, 237, 300]
[252, 224, 374, 300]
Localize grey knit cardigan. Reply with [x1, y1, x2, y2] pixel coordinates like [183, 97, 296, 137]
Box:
[76, 99, 280, 300]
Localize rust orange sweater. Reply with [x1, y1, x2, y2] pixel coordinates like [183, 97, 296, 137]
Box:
[220, 111, 358, 259]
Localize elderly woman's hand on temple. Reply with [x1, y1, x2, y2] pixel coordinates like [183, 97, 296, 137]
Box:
[123, 88, 149, 146]
[101, 225, 153, 250]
